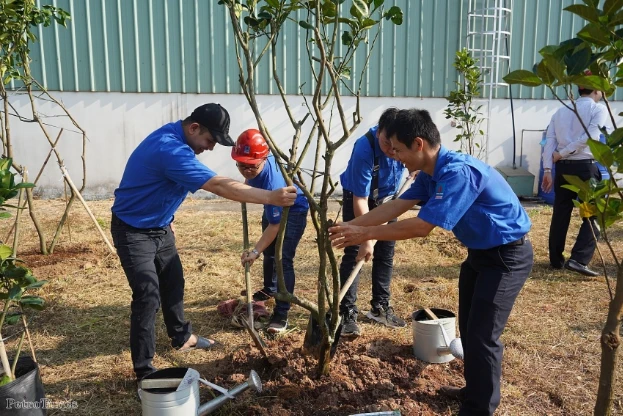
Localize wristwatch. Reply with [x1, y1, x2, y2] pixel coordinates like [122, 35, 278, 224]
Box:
[251, 248, 260, 256]
[544, 168, 552, 173]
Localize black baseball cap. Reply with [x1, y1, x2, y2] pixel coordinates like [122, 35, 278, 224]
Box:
[189, 103, 235, 146]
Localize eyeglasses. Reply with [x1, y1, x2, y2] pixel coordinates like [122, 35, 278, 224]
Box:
[236, 161, 264, 171]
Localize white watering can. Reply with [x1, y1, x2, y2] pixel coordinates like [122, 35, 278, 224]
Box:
[411, 308, 464, 364]
[138, 367, 262, 416]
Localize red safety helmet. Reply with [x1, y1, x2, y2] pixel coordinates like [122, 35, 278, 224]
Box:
[231, 129, 270, 164]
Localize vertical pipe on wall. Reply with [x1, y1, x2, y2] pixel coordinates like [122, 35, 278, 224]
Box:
[70, 0, 79, 90]
[148, 0, 156, 92]
[132, 0, 141, 92]
[403, 0, 410, 96]
[442, 0, 450, 97]
[224, 7, 230, 94]
[417, 0, 424, 96]
[209, 0, 216, 93]
[179, 1, 186, 94]
[116, 0, 125, 92]
[101, 0, 111, 92]
[194, 1, 200, 93]
[164, 0, 171, 93]
[52, 0, 63, 90]
[36, 0, 47, 88]
[85, 0, 95, 91]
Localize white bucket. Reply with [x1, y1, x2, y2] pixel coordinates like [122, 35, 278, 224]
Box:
[411, 309, 457, 364]
[139, 367, 200, 416]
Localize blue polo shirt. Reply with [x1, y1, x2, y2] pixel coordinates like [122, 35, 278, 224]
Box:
[112, 121, 216, 228]
[247, 154, 309, 224]
[400, 146, 531, 249]
[340, 126, 405, 199]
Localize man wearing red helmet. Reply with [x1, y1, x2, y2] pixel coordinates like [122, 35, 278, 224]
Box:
[233, 129, 309, 333]
[111, 104, 297, 382]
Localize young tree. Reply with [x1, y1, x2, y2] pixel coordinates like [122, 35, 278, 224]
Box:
[0, 0, 112, 255]
[219, 0, 403, 375]
[444, 48, 485, 159]
[504, 1, 622, 414]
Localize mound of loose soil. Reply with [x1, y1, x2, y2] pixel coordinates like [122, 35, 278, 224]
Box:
[198, 333, 464, 416]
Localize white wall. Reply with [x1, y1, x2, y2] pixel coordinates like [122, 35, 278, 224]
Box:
[7, 92, 622, 199]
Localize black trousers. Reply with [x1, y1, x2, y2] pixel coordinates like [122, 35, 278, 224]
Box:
[458, 239, 533, 416]
[339, 191, 396, 314]
[549, 160, 601, 268]
[111, 214, 191, 380]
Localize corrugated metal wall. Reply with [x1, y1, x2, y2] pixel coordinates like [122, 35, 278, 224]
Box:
[21, 0, 622, 100]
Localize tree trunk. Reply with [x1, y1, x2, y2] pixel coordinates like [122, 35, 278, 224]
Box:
[594, 267, 623, 416]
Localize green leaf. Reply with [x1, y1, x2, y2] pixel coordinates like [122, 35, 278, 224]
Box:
[562, 174, 591, 193]
[265, 0, 279, 8]
[25, 280, 47, 290]
[543, 55, 566, 81]
[19, 295, 45, 310]
[564, 4, 600, 23]
[350, 0, 369, 19]
[581, 0, 599, 8]
[569, 74, 611, 91]
[4, 313, 20, 326]
[8, 285, 22, 300]
[298, 20, 314, 30]
[0, 212, 12, 219]
[587, 139, 614, 167]
[503, 70, 544, 86]
[577, 23, 611, 46]
[608, 10, 623, 26]
[384, 6, 402, 25]
[603, 0, 622, 15]
[535, 61, 556, 84]
[606, 128, 622, 147]
[564, 45, 591, 75]
[341, 30, 353, 45]
[0, 245, 13, 261]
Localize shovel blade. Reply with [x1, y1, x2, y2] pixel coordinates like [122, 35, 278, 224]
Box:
[242, 317, 268, 357]
[303, 312, 342, 359]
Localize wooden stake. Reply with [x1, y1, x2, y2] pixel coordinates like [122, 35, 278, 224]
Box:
[59, 164, 115, 253]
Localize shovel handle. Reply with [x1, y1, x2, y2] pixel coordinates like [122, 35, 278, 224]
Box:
[338, 259, 365, 303]
[424, 308, 439, 320]
[241, 203, 254, 327]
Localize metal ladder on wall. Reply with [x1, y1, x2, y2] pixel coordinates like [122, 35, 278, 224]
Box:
[466, 0, 513, 163]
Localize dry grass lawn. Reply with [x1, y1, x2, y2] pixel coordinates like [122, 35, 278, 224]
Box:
[2, 198, 622, 415]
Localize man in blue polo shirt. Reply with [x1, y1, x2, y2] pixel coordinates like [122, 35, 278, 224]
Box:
[233, 129, 309, 334]
[111, 103, 297, 382]
[330, 108, 533, 416]
[338, 107, 407, 338]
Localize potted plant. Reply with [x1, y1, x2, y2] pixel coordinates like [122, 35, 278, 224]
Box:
[0, 157, 46, 414]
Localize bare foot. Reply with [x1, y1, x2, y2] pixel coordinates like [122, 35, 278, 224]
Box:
[180, 334, 198, 350]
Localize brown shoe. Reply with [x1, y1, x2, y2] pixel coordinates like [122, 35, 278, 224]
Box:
[438, 385, 465, 401]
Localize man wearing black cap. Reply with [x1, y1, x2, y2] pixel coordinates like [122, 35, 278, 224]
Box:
[111, 103, 297, 382]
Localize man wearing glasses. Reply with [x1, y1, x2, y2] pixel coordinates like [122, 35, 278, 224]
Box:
[234, 129, 309, 334]
[111, 104, 297, 383]
[337, 107, 408, 338]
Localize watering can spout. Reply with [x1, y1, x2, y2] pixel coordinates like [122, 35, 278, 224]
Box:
[197, 370, 262, 415]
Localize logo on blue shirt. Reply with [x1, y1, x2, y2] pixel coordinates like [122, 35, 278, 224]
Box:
[435, 183, 445, 199]
[272, 207, 280, 218]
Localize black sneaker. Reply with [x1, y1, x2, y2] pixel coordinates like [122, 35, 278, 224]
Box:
[341, 310, 361, 338]
[252, 289, 274, 302]
[365, 305, 406, 328]
[267, 313, 288, 334]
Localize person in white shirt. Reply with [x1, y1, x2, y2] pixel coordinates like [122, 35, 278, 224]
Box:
[541, 86, 608, 277]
